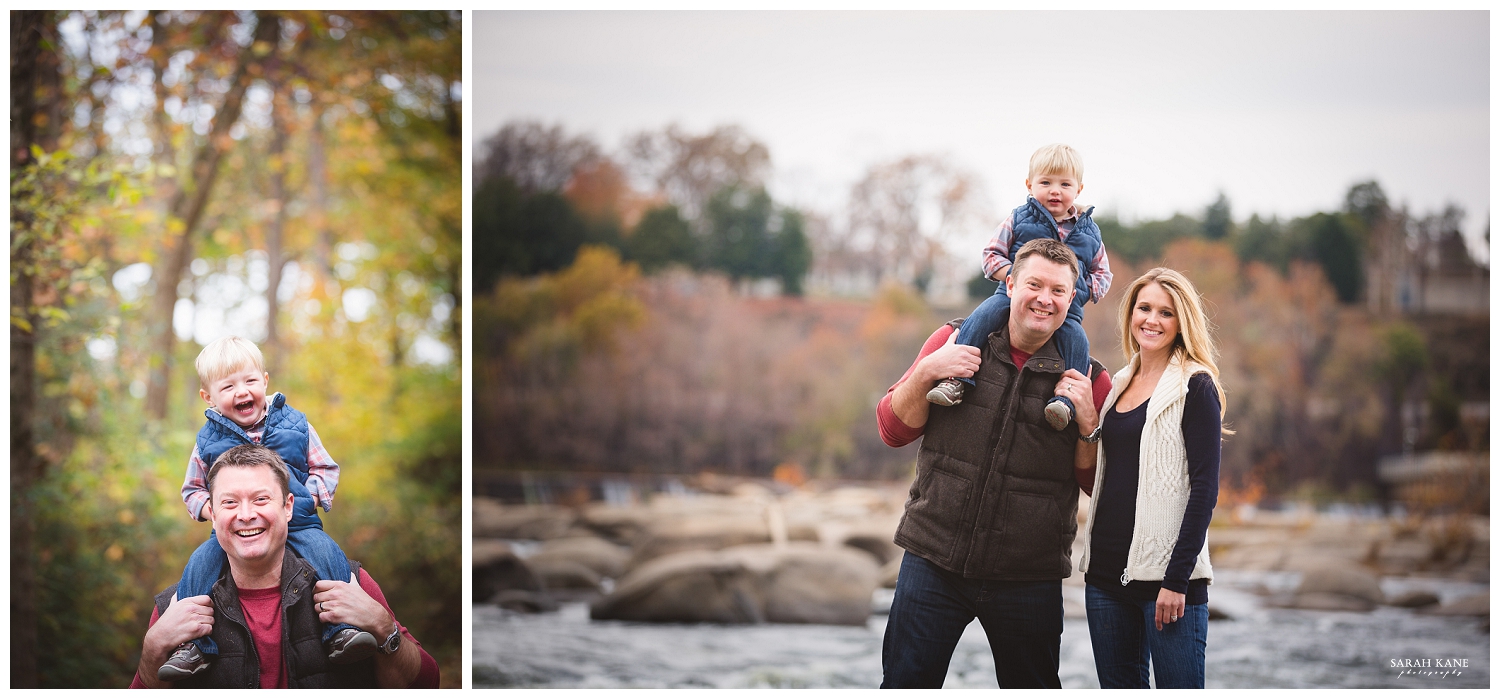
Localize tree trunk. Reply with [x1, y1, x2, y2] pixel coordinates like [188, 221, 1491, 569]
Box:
[308, 108, 336, 281]
[264, 94, 289, 375]
[10, 10, 61, 689]
[144, 13, 282, 420]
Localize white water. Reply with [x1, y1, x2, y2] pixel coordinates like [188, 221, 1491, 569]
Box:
[473, 569, 1488, 689]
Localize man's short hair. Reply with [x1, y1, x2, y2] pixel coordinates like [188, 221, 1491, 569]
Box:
[196, 336, 265, 389]
[207, 445, 292, 500]
[1012, 238, 1080, 286]
[1028, 143, 1084, 182]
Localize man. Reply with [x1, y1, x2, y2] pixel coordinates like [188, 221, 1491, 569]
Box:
[876, 238, 1110, 688]
[130, 445, 440, 688]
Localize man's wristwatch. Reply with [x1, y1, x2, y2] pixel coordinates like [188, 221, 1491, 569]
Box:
[379, 623, 402, 655]
[1079, 423, 1103, 443]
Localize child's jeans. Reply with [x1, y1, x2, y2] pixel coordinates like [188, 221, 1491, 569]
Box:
[954, 283, 1089, 413]
[178, 476, 357, 656]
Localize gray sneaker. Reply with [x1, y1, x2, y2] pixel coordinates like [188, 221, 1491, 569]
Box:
[158, 642, 210, 682]
[926, 378, 966, 406]
[326, 628, 379, 664]
[1044, 400, 1073, 431]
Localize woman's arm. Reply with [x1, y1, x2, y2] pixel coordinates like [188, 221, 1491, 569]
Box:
[1162, 373, 1222, 592]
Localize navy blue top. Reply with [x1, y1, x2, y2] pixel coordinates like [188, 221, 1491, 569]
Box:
[1085, 372, 1221, 604]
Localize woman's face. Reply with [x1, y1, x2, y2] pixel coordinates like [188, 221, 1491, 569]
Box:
[1130, 282, 1180, 356]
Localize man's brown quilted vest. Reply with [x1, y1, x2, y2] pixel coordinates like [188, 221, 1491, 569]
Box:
[152, 549, 377, 688]
[893, 319, 1096, 580]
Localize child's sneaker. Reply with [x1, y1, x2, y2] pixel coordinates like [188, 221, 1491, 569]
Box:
[1044, 399, 1072, 431]
[326, 628, 379, 664]
[158, 642, 210, 681]
[926, 379, 967, 406]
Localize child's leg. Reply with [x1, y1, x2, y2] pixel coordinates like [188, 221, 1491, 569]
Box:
[952, 288, 1012, 387]
[285, 526, 360, 644]
[1047, 311, 1091, 416]
[177, 530, 225, 656]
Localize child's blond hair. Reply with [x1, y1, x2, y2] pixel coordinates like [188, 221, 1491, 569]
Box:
[1028, 143, 1084, 182]
[195, 336, 265, 388]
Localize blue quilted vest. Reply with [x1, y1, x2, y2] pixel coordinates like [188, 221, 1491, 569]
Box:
[196, 393, 320, 529]
[1010, 196, 1103, 306]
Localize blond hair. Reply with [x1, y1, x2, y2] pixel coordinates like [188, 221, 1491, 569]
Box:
[195, 336, 265, 388]
[1028, 143, 1084, 182]
[1117, 268, 1232, 434]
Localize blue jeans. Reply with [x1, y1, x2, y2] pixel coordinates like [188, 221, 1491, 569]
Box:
[881, 553, 1063, 688]
[954, 284, 1089, 415]
[179, 476, 357, 656]
[1085, 583, 1207, 688]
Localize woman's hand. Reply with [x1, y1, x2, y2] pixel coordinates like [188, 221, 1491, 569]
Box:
[1155, 587, 1186, 631]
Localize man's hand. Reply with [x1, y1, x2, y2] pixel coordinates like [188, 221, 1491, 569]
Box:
[313, 578, 421, 687]
[890, 331, 982, 431]
[312, 579, 396, 640]
[1058, 367, 1098, 435]
[912, 331, 982, 386]
[137, 595, 214, 688]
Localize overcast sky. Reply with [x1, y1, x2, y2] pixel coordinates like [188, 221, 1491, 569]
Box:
[475, 11, 1489, 260]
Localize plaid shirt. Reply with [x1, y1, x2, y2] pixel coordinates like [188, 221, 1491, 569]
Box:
[981, 205, 1113, 303]
[182, 409, 339, 522]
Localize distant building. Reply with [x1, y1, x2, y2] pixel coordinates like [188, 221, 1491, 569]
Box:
[1366, 214, 1488, 316]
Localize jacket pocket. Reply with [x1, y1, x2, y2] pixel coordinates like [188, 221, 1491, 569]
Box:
[898, 467, 973, 564]
[994, 491, 1061, 574]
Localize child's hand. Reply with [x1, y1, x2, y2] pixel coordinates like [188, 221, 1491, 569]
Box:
[311, 492, 321, 510]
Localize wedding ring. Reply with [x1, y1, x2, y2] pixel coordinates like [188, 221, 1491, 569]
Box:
[319, 601, 325, 612]
[1171, 615, 1178, 621]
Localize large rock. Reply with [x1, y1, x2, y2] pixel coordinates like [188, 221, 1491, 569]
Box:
[591, 542, 880, 626]
[528, 536, 630, 579]
[474, 499, 575, 540]
[473, 539, 544, 604]
[529, 559, 603, 592]
[627, 513, 775, 568]
[1419, 593, 1489, 617]
[1388, 590, 1441, 608]
[1269, 592, 1376, 612]
[1294, 566, 1385, 605]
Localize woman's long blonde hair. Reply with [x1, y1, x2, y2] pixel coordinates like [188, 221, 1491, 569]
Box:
[1118, 267, 1232, 434]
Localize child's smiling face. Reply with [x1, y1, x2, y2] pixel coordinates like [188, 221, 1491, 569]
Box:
[1026, 170, 1082, 221]
[200, 365, 270, 427]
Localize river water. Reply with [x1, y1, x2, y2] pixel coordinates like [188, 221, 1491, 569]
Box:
[473, 568, 1488, 689]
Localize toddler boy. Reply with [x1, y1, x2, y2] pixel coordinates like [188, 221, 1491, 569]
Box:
[158, 336, 377, 681]
[927, 143, 1112, 430]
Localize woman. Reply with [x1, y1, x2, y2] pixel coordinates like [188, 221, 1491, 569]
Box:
[1069, 268, 1230, 688]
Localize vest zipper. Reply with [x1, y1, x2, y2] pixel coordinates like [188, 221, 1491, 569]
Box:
[1120, 571, 1131, 585]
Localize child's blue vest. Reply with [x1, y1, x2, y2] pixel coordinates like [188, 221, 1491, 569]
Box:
[196, 393, 320, 528]
[1010, 196, 1103, 305]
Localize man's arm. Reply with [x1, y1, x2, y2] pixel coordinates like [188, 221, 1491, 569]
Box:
[312, 571, 439, 688]
[130, 594, 215, 689]
[1064, 364, 1112, 496]
[876, 324, 982, 446]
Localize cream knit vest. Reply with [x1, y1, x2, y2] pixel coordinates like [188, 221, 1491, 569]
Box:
[1079, 352, 1214, 585]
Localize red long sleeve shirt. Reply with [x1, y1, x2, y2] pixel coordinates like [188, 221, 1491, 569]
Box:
[130, 568, 440, 689]
[876, 323, 1111, 495]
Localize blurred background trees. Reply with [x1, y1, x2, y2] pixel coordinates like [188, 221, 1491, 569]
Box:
[10, 11, 460, 687]
[475, 118, 1487, 518]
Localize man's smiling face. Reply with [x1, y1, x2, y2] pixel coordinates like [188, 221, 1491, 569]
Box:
[207, 463, 292, 568]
